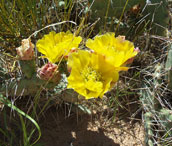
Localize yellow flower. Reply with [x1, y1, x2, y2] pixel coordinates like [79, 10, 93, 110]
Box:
[36, 31, 82, 63]
[86, 33, 138, 71]
[67, 50, 119, 99]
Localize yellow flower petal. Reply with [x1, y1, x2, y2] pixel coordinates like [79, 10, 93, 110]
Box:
[86, 32, 138, 70]
[36, 31, 82, 63]
[67, 50, 119, 99]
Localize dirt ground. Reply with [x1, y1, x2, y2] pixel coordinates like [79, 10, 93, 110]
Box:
[39, 106, 144, 146]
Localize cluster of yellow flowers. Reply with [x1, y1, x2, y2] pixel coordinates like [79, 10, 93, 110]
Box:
[36, 31, 138, 99]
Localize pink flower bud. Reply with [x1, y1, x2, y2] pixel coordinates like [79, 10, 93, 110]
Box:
[16, 39, 35, 60]
[37, 63, 61, 83]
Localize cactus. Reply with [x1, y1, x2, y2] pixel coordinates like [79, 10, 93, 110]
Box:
[140, 63, 172, 145]
[158, 108, 172, 136]
[0, 39, 61, 97]
[16, 39, 36, 79]
[142, 0, 169, 36]
[0, 76, 56, 96]
[144, 109, 172, 146]
[89, 0, 169, 36]
[140, 82, 156, 146]
[144, 112, 154, 146]
[165, 44, 172, 89]
[0, 39, 78, 103]
[19, 60, 36, 79]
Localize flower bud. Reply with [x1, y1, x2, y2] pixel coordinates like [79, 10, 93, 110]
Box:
[16, 39, 34, 60]
[37, 63, 61, 83]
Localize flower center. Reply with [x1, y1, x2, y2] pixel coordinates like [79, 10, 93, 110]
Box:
[81, 67, 101, 82]
[110, 46, 116, 50]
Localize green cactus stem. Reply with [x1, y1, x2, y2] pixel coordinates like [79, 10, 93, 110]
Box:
[144, 112, 154, 146]
[140, 63, 172, 145]
[0, 75, 56, 96]
[165, 44, 172, 89]
[19, 60, 36, 79]
[158, 108, 172, 136]
[0, 68, 78, 103]
[89, 0, 169, 36]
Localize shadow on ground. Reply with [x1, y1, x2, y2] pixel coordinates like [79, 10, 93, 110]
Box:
[39, 107, 120, 146]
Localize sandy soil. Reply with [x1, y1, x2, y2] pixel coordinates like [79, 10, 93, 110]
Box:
[39, 107, 144, 146]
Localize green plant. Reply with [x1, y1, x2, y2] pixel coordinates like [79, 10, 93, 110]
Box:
[165, 44, 172, 89]
[140, 63, 172, 145]
[89, 0, 169, 36]
[0, 40, 59, 97]
[0, 0, 85, 52]
[0, 2, 84, 144]
[1, 1, 172, 146]
[0, 94, 41, 146]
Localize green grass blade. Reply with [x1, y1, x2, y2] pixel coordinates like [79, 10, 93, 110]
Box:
[19, 114, 30, 146]
[0, 94, 41, 146]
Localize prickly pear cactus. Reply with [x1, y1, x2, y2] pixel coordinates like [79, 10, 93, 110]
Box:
[143, 0, 169, 36]
[0, 38, 62, 97]
[159, 108, 172, 136]
[89, 0, 143, 18]
[89, 0, 169, 36]
[165, 44, 172, 89]
[144, 112, 154, 146]
[140, 63, 172, 145]
[16, 39, 36, 79]
[19, 60, 36, 79]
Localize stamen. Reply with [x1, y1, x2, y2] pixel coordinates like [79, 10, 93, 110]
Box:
[81, 67, 101, 82]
